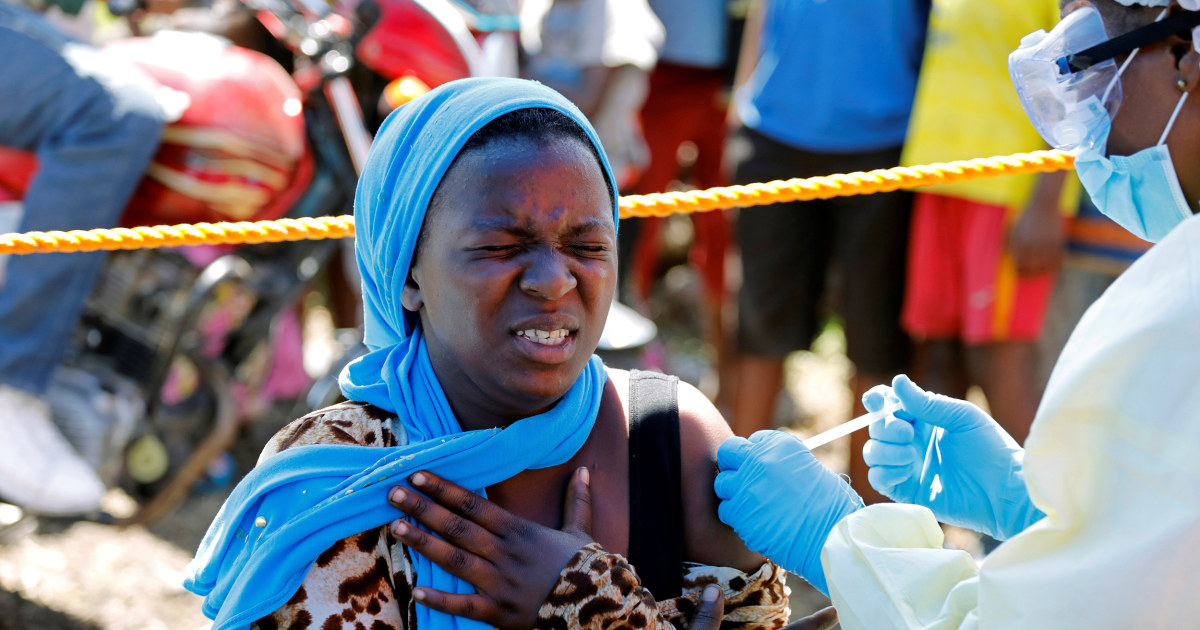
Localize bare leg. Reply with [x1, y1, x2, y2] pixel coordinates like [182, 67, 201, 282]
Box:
[706, 298, 735, 415]
[966, 342, 1039, 444]
[910, 339, 970, 399]
[849, 372, 890, 504]
[729, 355, 785, 437]
[327, 247, 363, 329]
[851, 340, 967, 504]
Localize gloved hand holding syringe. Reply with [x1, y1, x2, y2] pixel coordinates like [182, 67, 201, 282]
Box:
[802, 401, 899, 450]
[714, 399, 900, 594]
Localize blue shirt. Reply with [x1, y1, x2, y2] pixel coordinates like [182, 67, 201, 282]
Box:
[736, 0, 929, 153]
[649, 0, 728, 68]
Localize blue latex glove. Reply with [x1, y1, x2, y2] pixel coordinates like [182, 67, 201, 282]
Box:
[861, 374, 1045, 540]
[715, 431, 863, 596]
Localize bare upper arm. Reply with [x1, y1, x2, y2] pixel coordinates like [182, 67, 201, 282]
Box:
[676, 380, 765, 573]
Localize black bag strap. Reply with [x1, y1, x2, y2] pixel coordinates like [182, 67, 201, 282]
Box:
[626, 369, 684, 599]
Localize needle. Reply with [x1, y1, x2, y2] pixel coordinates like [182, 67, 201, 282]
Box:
[802, 403, 898, 450]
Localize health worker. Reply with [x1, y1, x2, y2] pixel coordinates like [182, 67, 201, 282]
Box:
[713, 1, 1200, 627]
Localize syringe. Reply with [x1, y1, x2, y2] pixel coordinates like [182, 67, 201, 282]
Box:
[802, 403, 899, 450]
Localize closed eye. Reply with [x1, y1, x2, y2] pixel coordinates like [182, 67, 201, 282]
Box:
[468, 244, 523, 259]
[568, 242, 612, 259]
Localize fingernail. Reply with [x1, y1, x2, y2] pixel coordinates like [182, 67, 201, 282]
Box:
[391, 488, 407, 504]
[702, 584, 720, 602]
[578, 466, 590, 486]
[411, 472, 427, 487]
[413, 589, 427, 602]
[393, 521, 409, 536]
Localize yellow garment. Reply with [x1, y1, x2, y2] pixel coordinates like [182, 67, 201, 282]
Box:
[902, 0, 1072, 211]
[822, 212, 1200, 628]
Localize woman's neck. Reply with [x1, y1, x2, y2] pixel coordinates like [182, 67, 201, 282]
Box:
[417, 324, 576, 431]
[450, 396, 553, 432]
[425, 352, 558, 432]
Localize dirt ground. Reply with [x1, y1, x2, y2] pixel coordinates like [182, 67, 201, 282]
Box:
[0, 496, 834, 630]
[0, 493, 223, 630]
[0, 257, 957, 629]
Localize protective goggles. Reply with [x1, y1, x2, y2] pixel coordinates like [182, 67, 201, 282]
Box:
[1009, 2, 1200, 151]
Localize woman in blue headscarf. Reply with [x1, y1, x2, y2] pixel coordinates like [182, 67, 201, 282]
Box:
[183, 77, 794, 629]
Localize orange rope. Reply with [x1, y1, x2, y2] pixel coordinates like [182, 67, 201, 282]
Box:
[0, 150, 1073, 254]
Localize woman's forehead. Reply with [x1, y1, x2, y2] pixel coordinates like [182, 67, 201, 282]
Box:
[466, 131, 602, 172]
[422, 135, 614, 235]
[463, 211, 614, 235]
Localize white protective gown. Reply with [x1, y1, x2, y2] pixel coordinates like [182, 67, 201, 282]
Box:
[821, 212, 1200, 629]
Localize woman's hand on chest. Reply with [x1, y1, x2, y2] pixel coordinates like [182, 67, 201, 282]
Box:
[388, 467, 595, 629]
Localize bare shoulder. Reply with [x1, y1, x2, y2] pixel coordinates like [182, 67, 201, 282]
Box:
[605, 366, 630, 393]
[600, 368, 761, 571]
[600, 366, 630, 422]
[675, 380, 764, 572]
[675, 380, 734, 455]
[257, 401, 404, 464]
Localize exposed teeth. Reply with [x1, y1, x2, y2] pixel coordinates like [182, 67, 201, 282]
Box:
[517, 329, 570, 346]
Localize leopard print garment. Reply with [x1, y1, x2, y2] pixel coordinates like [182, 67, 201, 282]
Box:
[251, 402, 791, 630]
[537, 544, 790, 630]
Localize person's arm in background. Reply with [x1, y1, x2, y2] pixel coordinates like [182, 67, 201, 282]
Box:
[726, 0, 764, 127]
[518, 0, 660, 119]
[518, 0, 610, 116]
[551, 66, 613, 118]
[125, 0, 183, 15]
[1010, 170, 1070, 276]
[1006, 1, 1074, 278]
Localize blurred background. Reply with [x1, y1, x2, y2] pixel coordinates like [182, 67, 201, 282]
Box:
[0, 0, 1153, 627]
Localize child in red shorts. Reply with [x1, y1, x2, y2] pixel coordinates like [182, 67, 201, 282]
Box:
[903, 175, 1068, 444]
[899, 0, 1074, 444]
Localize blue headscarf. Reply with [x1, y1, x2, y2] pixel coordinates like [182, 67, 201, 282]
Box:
[183, 78, 619, 630]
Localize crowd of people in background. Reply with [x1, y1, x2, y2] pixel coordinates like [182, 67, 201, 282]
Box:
[0, 0, 1152, 547]
[518, 0, 1149, 511]
[6, 0, 1200, 627]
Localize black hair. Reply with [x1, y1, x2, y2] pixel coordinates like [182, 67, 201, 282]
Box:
[463, 108, 605, 170]
[435, 107, 615, 208]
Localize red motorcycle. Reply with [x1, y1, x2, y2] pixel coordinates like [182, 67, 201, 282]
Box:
[0, 0, 478, 525]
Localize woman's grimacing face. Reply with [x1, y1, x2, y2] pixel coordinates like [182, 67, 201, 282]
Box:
[402, 133, 616, 419]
